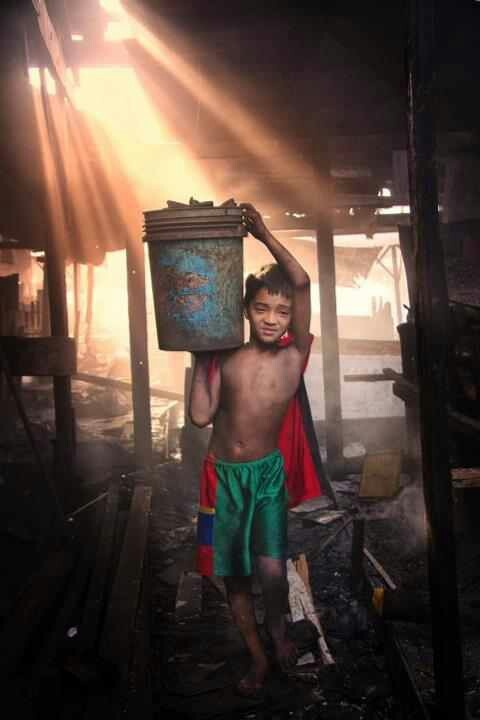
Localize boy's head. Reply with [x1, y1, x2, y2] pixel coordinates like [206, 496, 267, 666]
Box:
[243, 263, 293, 344]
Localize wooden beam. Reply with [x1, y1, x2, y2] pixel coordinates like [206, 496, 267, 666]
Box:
[407, 1, 465, 717]
[100, 485, 152, 680]
[126, 241, 153, 469]
[74, 371, 183, 402]
[79, 486, 120, 655]
[31, 0, 75, 100]
[315, 149, 344, 477]
[314, 337, 400, 356]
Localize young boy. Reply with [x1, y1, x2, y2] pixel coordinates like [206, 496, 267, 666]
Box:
[188, 202, 312, 697]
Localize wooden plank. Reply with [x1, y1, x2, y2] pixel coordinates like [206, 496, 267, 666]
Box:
[311, 336, 401, 356]
[78, 486, 120, 654]
[363, 548, 397, 591]
[99, 485, 152, 678]
[344, 373, 390, 382]
[294, 553, 312, 599]
[301, 510, 346, 526]
[384, 623, 430, 720]
[74, 372, 183, 401]
[286, 559, 334, 666]
[0, 550, 74, 678]
[124, 554, 152, 720]
[30, 503, 105, 696]
[0, 336, 76, 376]
[175, 572, 203, 621]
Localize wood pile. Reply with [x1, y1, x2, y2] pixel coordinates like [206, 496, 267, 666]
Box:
[1, 477, 152, 720]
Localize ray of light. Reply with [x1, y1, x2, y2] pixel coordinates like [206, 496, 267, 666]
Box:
[72, 65, 215, 210]
[29, 73, 69, 252]
[114, 1, 322, 207]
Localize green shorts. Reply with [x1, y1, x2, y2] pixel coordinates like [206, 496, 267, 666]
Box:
[196, 449, 288, 577]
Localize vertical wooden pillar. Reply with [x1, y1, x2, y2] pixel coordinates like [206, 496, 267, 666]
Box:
[126, 240, 152, 469]
[407, 1, 465, 717]
[391, 245, 403, 326]
[315, 147, 344, 478]
[40, 72, 76, 498]
[44, 244, 76, 493]
[73, 262, 81, 348]
[40, 264, 51, 337]
[85, 264, 94, 348]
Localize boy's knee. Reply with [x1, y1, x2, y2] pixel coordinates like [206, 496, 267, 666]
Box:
[263, 572, 289, 599]
[224, 575, 252, 596]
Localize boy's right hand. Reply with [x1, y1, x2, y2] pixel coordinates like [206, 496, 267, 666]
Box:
[240, 203, 269, 242]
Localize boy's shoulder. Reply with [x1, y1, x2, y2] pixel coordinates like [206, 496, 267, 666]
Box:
[216, 334, 313, 364]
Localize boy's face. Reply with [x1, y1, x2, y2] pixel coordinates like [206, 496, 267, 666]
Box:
[245, 287, 292, 345]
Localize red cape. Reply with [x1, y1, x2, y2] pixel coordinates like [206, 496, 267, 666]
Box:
[276, 333, 324, 507]
[207, 333, 326, 508]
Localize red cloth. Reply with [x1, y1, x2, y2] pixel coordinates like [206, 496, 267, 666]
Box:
[205, 333, 324, 508]
[277, 333, 324, 507]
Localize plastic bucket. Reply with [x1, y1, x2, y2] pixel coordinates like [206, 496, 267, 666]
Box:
[143, 200, 246, 351]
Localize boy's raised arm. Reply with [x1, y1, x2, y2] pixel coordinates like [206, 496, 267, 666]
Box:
[240, 203, 311, 353]
[188, 353, 221, 428]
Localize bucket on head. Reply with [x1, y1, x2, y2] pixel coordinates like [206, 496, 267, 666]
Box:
[143, 198, 247, 352]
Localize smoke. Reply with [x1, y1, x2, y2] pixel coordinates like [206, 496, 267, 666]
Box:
[361, 482, 428, 556]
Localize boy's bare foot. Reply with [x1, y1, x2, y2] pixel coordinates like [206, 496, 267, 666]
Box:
[273, 636, 299, 672]
[236, 659, 270, 698]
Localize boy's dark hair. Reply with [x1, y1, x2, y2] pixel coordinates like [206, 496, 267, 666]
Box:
[244, 263, 293, 307]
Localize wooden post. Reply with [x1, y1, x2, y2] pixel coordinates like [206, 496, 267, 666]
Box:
[73, 261, 81, 348]
[407, 1, 465, 717]
[40, 271, 50, 337]
[126, 240, 152, 469]
[40, 72, 76, 499]
[44, 245, 76, 491]
[315, 147, 344, 478]
[391, 245, 403, 326]
[350, 517, 365, 596]
[85, 264, 94, 348]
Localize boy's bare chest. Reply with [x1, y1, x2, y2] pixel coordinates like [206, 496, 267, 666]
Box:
[221, 350, 300, 404]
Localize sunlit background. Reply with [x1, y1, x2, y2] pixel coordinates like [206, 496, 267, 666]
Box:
[22, 0, 407, 407]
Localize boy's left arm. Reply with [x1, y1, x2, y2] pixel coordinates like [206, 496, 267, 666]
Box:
[241, 203, 311, 353]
